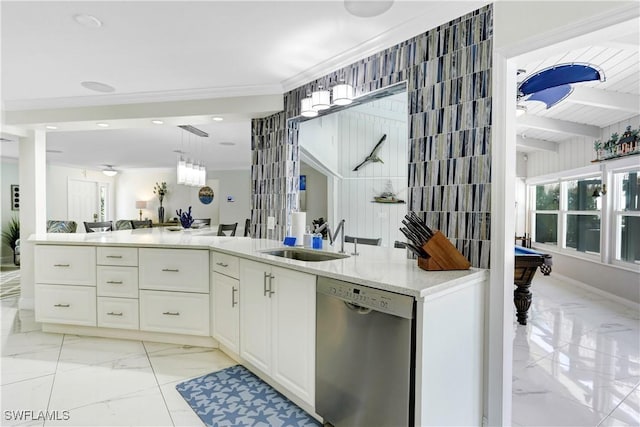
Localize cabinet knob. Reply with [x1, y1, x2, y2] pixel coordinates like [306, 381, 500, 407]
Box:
[216, 262, 229, 268]
[231, 287, 238, 307]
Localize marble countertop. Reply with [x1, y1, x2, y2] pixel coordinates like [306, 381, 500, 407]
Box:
[30, 228, 487, 299]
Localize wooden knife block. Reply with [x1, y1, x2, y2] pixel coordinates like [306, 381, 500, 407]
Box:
[417, 231, 471, 271]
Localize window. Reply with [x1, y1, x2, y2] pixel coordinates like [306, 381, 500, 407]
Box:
[564, 177, 601, 255]
[534, 183, 559, 246]
[613, 169, 639, 264]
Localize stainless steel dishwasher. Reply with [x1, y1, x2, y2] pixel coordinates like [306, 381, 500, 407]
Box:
[316, 276, 415, 427]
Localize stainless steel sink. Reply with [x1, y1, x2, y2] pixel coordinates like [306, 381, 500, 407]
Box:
[261, 248, 349, 262]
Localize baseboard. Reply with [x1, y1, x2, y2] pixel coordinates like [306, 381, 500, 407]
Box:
[551, 272, 640, 311]
[41, 323, 220, 348]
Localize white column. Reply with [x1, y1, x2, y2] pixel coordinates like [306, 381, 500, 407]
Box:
[487, 52, 516, 426]
[18, 129, 47, 310]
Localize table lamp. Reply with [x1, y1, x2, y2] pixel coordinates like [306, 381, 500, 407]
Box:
[135, 200, 147, 221]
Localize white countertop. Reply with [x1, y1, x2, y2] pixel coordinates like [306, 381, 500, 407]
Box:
[30, 228, 487, 299]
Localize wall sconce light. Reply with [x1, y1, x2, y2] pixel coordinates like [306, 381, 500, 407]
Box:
[311, 86, 331, 111]
[300, 93, 318, 117]
[592, 184, 607, 197]
[332, 82, 354, 105]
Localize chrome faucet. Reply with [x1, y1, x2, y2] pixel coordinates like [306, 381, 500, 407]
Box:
[327, 219, 346, 254]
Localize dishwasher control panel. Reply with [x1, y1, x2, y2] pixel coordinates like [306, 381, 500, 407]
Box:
[317, 277, 414, 319]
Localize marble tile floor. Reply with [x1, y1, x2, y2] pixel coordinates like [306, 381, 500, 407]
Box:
[1, 270, 638, 426]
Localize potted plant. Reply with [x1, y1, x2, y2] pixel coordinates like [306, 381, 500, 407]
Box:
[593, 139, 603, 161]
[153, 182, 168, 223]
[2, 216, 20, 266]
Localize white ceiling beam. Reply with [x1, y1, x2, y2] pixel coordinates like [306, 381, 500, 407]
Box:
[516, 136, 558, 152]
[517, 115, 600, 138]
[567, 86, 640, 114]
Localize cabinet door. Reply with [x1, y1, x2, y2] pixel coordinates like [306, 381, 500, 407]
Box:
[270, 266, 316, 406]
[212, 272, 240, 354]
[239, 259, 271, 373]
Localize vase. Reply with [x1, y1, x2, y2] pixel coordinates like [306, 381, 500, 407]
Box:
[158, 206, 165, 224]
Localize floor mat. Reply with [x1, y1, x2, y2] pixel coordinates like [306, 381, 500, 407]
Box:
[175, 364, 320, 427]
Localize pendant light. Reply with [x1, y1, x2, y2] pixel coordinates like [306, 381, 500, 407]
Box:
[311, 86, 330, 111]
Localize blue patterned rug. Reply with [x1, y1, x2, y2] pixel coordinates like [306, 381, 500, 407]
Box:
[175, 365, 321, 427]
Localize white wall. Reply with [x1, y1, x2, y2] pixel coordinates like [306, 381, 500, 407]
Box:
[47, 165, 117, 230]
[115, 168, 220, 225]
[207, 169, 251, 229]
[336, 109, 408, 247]
[527, 116, 640, 177]
[300, 162, 328, 226]
[298, 114, 339, 175]
[1, 159, 19, 263]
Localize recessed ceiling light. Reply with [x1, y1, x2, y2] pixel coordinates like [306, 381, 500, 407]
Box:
[97, 123, 109, 128]
[212, 117, 224, 122]
[73, 14, 102, 28]
[81, 81, 115, 93]
[151, 120, 164, 125]
[45, 125, 58, 130]
[344, 0, 394, 17]
[219, 142, 236, 146]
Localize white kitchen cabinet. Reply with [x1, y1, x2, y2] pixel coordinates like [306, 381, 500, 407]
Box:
[139, 248, 209, 293]
[212, 252, 240, 279]
[97, 266, 138, 298]
[97, 247, 138, 267]
[35, 284, 96, 326]
[139, 290, 209, 336]
[239, 259, 316, 406]
[97, 297, 139, 330]
[35, 245, 96, 286]
[212, 272, 240, 354]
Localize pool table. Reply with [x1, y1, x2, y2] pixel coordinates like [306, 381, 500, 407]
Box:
[514, 245, 553, 325]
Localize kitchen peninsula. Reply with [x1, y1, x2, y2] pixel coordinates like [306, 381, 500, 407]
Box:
[31, 228, 487, 426]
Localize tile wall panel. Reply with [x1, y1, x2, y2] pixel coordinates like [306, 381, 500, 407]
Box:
[252, 4, 493, 267]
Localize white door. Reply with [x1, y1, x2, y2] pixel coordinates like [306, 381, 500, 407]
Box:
[270, 266, 316, 405]
[68, 179, 98, 231]
[239, 259, 271, 373]
[212, 272, 240, 354]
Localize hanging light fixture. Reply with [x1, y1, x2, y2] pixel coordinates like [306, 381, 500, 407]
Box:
[176, 154, 186, 184]
[176, 125, 209, 186]
[332, 82, 354, 105]
[102, 165, 118, 177]
[311, 86, 331, 111]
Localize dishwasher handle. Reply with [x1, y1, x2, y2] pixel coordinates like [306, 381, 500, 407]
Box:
[344, 301, 372, 315]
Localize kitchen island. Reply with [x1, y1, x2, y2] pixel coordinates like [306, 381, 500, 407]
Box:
[30, 228, 487, 426]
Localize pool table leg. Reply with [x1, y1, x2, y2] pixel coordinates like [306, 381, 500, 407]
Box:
[514, 283, 532, 325]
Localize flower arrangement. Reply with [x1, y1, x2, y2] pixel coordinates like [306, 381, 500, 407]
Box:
[153, 182, 168, 207]
[176, 206, 194, 229]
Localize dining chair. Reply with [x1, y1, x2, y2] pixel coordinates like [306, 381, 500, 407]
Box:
[46, 220, 78, 233]
[345, 236, 382, 246]
[217, 222, 238, 236]
[394, 240, 407, 249]
[84, 221, 114, 233]
[243, 218, 251, 237]
[131, 219, 152, 229]
[115, 220, 133, 230]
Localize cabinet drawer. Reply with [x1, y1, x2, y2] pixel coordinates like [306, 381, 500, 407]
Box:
[139, 248, 209, 293]
[35, 284, 96, 326]
[97, 247, 138, 266]
[139, 290, 209, 336]
[212, 252, 240, 279]
[97, 297, 139, 330]
[97, 266, 138, 298]
[35, 245, 96, 286]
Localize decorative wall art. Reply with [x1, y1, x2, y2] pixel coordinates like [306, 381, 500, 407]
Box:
[10, 185, 19, 211]
[593, 126, 640, 162]
[198, 186, 214, 205]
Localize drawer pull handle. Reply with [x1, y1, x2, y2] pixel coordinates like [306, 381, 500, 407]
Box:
[106, 255, 123, 259]
[216, 262, 229, 267]
[53, 264, 70, 267]
[231, 287, 238, 307]
[106, 280, 123, 284]
[162, 311, 180, 316]
[263, 272, 269, 296]
[54, 303, 70, 308]
[162, 268, 179, 273]
[107, 312, 123, 316]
